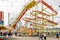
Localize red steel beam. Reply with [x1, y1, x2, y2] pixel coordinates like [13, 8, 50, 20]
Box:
[38, 0, 57, 15]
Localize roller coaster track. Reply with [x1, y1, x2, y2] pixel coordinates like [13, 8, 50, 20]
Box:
[10, 0, 57, 29]
[38, 0, 57, 14]
[10, 1, 38, 28]
[30, 11, 57, 25]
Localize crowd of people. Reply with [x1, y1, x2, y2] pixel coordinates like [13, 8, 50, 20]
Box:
[39, 32, 60, 40]
[39, 33, 46, 40]
[0, 30, 18, 40]
[0, 30, 60, 40]
[0, 31, 13, 37]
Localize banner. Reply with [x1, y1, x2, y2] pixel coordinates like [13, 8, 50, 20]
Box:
[0, 20, 4, 25]
[0, 11, 4, 25]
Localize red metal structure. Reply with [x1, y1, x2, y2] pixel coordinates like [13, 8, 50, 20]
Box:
[0, 11, 4, 20]
[9, 0, 57, 29]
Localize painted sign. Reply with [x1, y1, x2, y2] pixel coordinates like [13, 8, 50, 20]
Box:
[0, 11, 4, 25]
[0, 20, 4, 25]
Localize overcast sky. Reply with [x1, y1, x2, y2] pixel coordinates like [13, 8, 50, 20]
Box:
[0, 0, 60, 27]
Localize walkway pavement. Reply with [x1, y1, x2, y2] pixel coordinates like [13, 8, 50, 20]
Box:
[4, 36, 59, 40]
